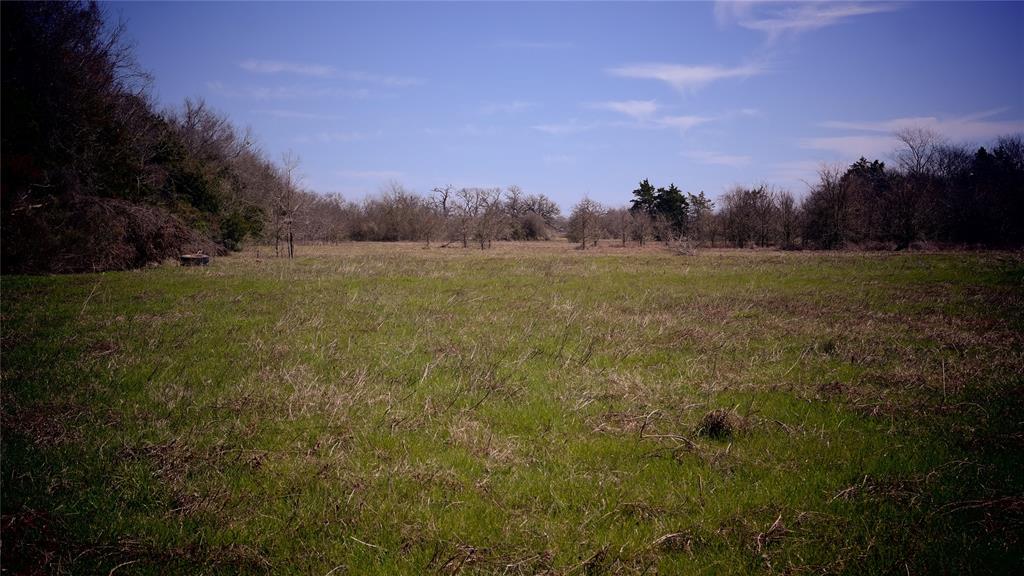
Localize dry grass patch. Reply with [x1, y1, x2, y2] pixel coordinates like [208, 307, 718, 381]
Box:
[447, 416, 520, 466]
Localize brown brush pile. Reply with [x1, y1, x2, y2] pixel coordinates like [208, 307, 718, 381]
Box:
[697, 408, 747, 439]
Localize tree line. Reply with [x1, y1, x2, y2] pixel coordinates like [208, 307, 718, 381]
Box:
[297, 184, 562, 247]
[561, 128, 1023, 250]
[1, 1, 566, 271]
[3, 2, 1021, 274]
[798, 129, 1024, 249]
[2, 2, 302, 272]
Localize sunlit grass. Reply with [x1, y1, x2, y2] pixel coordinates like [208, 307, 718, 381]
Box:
[3, 242, 1022, 574]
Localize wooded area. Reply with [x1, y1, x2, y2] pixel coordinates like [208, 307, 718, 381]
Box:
[3, 2, 1021, 274]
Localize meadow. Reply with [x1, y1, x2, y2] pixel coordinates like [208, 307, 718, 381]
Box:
[2, 242, 1022, 574]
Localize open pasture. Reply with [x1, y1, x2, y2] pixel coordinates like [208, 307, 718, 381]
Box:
[3, 243, 1022, 574]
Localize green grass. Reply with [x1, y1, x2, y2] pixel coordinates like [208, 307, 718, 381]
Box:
[3, 243, 1022, 574]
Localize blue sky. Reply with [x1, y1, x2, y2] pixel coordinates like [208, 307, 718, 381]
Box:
[110, 1, 1024, 208]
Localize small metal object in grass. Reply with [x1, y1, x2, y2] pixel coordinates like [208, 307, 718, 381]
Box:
[179, 252, 210, 266]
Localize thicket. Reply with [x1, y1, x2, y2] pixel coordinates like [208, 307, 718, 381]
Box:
[0, 2, 563, 270]
[2, 2, 288, 272]
[797, 130, 1024, 249]
[587, 129, 1023, 251]
[3, 2, 1020, 274]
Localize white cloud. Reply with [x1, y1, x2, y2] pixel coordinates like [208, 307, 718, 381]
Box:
[239, 59, 422, 87]
[461, 123, 502, 137]
[535, 105, 750, 137]
[713, 1, 755, 28]
[241, 59, 335, 78]
[336, 70, 422, 88]
[336, 170, 404, 180]
[208, 81, 370, 100]
[804, 109, 1024, 158]
[771, 160, 831, 191]
[480, 101, 536, 115]
[800, 135, 899, 159]
[498, 40, 574, 50]
[293, 131, 370, 144]
[716, 2, 901, 42]
[657, 115, 713, 131]
[590, 100, 660, 121]
[253, 109, 345, 120]
[589, 101, 713, 131]
[543, 154, 577, 165]
[684, 150, 752, 167]
[818, 109, 1024, 142]
[607, 63, 764, 92]
[532, 120, 594, 135]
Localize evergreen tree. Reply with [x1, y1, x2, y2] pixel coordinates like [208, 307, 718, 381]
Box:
[629, 179, 658, 215]
[653, 183, 689, 238]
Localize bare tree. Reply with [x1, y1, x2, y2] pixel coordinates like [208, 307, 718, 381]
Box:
[519, 212, 550, 240]
[706, 211, 722, 247]
[687, 192, 715, 246]
[275, 151, 306, 258]
[630, 210, 653, 246]
[720, 186, 755, 247]
[777, 190, 799, 248]
[428, 185, 455, 246]
[800, 164, 848, 249]
[474, 187, 505, 249]
[525, 194, 562, 228]
[652, 214, 675, 245]
[567, 197, 604, 249]
[751, 185, 777, 247]
[452, 188, 478, 247]
[889, 129, 945, 246]
[894, 127, 943, 177]
[504, 184, 526, 239]
[601, 207, 631, 246]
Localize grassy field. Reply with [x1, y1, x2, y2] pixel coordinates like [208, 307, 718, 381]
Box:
[2, 242, 1022, 574]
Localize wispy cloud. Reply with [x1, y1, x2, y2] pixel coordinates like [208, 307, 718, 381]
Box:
[800, 135, 899, 159]
[480, 101, 536, 115]
[607, 63, 764, 92]
[683, 150, 752, 167]
[461, 123, 502, 137]
[241, 59, 335, 78]
[589, 100, 659, 121]
[498, 40, 574, 50]
[253, 109, 345, 120]
[715, 2, 901, 43]
[293, 131, 371, 144]
[208, 81, 370, 100]
[803, 109, 1024, 158]
[240, 59, 422, 87]
[543, 154, 577, 166]
[818, 108, 1024, 140]
[336, 170, 404, 181]
[770, 160, 829, 191]
[336, 70, 422, 88]
[538, 104, 750, 137]
[657, 115, 713, 132]
[532, 120, 595, 136]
